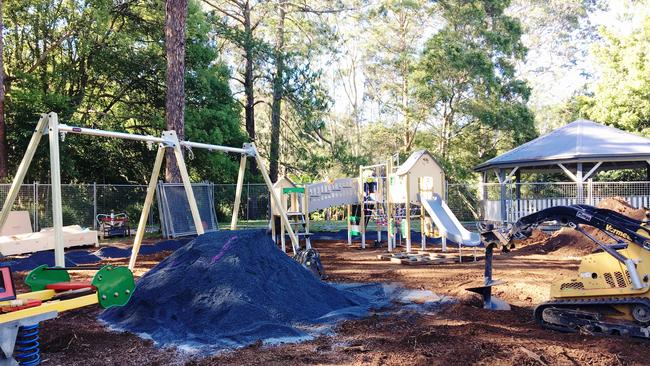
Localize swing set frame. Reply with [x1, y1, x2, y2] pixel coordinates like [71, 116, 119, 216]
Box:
[0, 112, 300, 269]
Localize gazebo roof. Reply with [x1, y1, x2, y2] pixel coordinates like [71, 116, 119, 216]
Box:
[474, 120, 650, 172]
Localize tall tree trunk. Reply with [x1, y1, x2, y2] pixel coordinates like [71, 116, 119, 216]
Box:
[0, 0, 6, 180]
[164, 0, 188, 183]
[268, 0, 286, 183]
[243, 1, 257, 171]
[243, 2, 255, 142]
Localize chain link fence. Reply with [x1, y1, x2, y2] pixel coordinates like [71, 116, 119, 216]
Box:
[2, 180, 647, 233]
[446, 181, 650, 223]
[0, 182, 272, 233]
[0, 183, 159, 232]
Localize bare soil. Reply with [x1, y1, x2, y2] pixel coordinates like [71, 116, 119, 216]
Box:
[14, 198, 650, 365]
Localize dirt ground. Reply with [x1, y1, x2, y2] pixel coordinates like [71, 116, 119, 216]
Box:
[14, 197, 650, 365]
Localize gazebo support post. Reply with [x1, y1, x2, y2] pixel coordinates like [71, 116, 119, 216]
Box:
[495, 167, 518, 222]
[515, 169, 521, 219]
[480, 171, 487, 220]
[576, 163, 584, 204]
[559, 162, 603, 206]
[497, 169, 507, 222]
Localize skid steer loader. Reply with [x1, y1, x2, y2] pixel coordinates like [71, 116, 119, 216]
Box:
[490, 204, 650, 337]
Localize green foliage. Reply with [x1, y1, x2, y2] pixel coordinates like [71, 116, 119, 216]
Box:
[4, 0, 244, 184]
[573, 17, 650, 136]
[411, 0, 536, 181]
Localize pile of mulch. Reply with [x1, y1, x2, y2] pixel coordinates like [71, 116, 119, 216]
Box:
[514, 197, 647, 257]
[101, 230, 395, 353]
[512, 228, 549, 248]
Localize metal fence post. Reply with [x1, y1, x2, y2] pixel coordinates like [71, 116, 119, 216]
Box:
[32, 182, 37, 231]
[92, 182, 97, 229]
[246, 182, 250, 221]
[34, 182, 39, 231]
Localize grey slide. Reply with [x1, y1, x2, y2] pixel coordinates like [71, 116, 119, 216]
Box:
[421, 194, 481, 247]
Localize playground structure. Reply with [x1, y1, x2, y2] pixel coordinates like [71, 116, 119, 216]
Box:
[0, 112, 301, 269]
[270, 150, 481, 255]
[0, 263, 135, 365]
[0, 112, 302, 365]
[271, 177, 359, 253]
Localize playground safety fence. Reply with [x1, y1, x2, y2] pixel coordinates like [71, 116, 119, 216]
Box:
[1, 181, 647, 233]
[446, 181, 650, 223]
[0, 182, 273, 233]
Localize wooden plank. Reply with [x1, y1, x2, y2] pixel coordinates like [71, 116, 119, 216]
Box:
[0, 114, 48, 231]
[48, 112, 65, 267]
[251, 144, 299, 253]
[129, 144, 165, 270]
[170, 131, 205, 236]
[230, 154, 247, 230]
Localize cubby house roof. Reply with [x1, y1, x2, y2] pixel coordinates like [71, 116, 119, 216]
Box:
[395, 150, 442, 176]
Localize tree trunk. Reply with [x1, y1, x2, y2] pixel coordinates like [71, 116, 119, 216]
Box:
[164, 0, 188, 183]
[243, 2, 255, 142]
[243, 1, 257, 172]
[0, 0, 7, 180]
[269, 0, 286, 183]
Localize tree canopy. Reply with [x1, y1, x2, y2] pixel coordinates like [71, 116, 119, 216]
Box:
[0, 0, 646, 185]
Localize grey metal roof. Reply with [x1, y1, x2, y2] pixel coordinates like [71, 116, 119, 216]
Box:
[474, 120, 650, 171]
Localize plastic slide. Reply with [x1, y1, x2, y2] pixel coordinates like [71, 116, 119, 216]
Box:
[421, 194, 481, 247]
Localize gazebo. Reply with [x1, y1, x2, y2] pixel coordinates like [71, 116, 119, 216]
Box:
[474, 120, 650, 222]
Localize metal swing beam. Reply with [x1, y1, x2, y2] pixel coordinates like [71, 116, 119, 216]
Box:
[0, 112, 299, 269]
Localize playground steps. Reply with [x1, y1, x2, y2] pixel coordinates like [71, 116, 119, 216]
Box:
[376, 251, 484, 265]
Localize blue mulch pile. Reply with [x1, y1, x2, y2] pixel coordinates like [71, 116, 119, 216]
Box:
[101, 230, 426, 352]
[3, 238, 191, 271]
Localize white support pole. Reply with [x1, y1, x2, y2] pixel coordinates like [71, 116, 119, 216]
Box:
[0, 114, 49, 230]
[557, 163, 579, 182]
[583, 162, 602, 181]
[419, 178, 426, 250]
[346, 204, 352, 245]
[497, 169, 507, 223]
[166, 131, 204, 235]
[386, 160, 394, 251]
[576, 162, 584, 203]
[303, 188, 311, 249]
[230, 154, 247, 230]
[48, 113, 65, 267]
[280, 192, 286, 252]
[420, 208, 426, 250]
[251, 144, 299, 252]
[359, 165, 366, 249]
[405, 174, 412, 253]
[59, 124, 165, 144]
[129, 144, 166, 270]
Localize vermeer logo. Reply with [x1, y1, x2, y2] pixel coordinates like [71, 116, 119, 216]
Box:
[606, 224, 632, 241]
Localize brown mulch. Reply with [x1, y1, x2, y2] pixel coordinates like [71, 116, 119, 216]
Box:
[10, 199, 650, 365]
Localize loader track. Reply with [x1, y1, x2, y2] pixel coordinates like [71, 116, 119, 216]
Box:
[534, 297, 650, 338]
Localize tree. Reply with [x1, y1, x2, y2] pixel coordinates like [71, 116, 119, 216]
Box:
[509, 0, 604, 132]
[0, 0, 6, 179]
[268, 0, 287, 183]
[2, 0, 243, 184]
[413, 0, 536, 180]
[574, 16, 650, 136]
[362, 0, 435, 153]
[164, 0, 189, 182]
[265, 0, 346, 182]
[205, 0, 269, 144]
